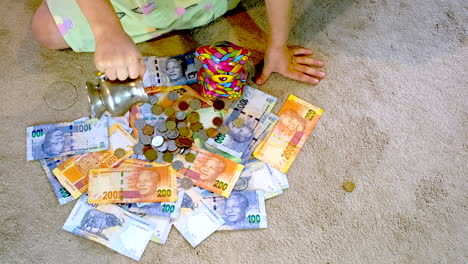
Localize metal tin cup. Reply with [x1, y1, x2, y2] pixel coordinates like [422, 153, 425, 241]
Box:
[87, 73, 149, 118]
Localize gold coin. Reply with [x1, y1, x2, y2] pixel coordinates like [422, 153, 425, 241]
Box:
[164, 107, 175, 116]
[187, 112, 200, 123]
[152, 104, 164, 115]
[162, 153, 174, 163]
[218, 125, 230, 134]
[233, 118, 244, 128]
[206, 128, 218, 138]
[179, 127, 190, 137]
[342, 181, 356, 192]
[212, 117, 223, 127]
[190, 122, 203, 132]
[142, 125, 154, 136]
[166, 120, 177, 130]
[114, 148, 126, 158]
[144, 148, 158, 161]
[185, 153, 196, 163]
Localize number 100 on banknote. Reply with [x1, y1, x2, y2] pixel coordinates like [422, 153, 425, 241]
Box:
[254, 94, 323, 173]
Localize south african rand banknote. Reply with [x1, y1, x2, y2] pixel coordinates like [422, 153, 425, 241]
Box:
[199, 189, 267, 230]
[233, 160, 283, 199]
[254, 94, 323, 173]
[27, 118, 108, 160]
[63, 195, 156, 261]
[240, 112, 280, 164]
[176, 146, 244, 198]
[206, 85, 277, 158]
[39, 156, 74, 205]
[265, 163, 289, 190]
[142, 53, 201, 87]
[173, 189, 225, 247]
[88, 166, 177, 204]
[122, 190, 184, 219]
[53, 123, 136, 199]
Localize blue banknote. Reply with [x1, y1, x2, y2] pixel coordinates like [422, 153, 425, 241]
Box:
[122, 191, 184, 219]
[27, 118, 109, 160]
[234, 160, 283, 199]
[39, 156, 75, 205]
[199, 189, 267, 230]
[63, 195, 156, 261]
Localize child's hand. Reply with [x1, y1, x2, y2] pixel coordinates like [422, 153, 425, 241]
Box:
[255, 45, 325, 85]
[94, 31, 146, 81]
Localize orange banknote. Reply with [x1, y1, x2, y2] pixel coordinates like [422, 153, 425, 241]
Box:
[53, 124, 136, 199]
[88, 166, 177, 204]
[115, 158, 151, 168]
[176, 146, 244, 198]
[253, 94, 323, 173]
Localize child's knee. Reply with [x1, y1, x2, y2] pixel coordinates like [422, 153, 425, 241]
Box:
[32, 1, 69, 50]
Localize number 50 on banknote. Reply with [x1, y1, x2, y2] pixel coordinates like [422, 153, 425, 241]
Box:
[254, 94, 323, 173]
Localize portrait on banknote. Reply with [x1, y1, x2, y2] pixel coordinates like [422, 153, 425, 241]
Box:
[222, 192, 253, 228]
[142, 53, 200, 87]
[41, 129, 66, 156]
[190, 154, 227, 183]
[135, 170, 161, 199]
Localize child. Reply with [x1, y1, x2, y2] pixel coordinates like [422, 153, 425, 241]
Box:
[32, 0, 325, 85]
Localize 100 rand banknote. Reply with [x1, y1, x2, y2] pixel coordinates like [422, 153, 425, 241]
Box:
[206, 85, 277, 158]
[39, 156, 75, 205]
[53, 123, 136, 199]
[27, 118, 109, 160]
[63, 195, 156, 261]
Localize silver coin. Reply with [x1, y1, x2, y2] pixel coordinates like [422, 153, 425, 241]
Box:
[129, 154, 138, 159]
[167, 140, 177, 152]
[176, 111, 187, 121]
[133, 143, 145, 155]
[190, 99, 202, 110]
[172, 160, 184, 171]
[153, 129, 163, 137]
[157, 142, 168, 152]
[149, 95, 159, 105]
[158, 122, 168, 133]
[180, 177, 193, 190]
[134, 119, 146, 129]
[198, 129, 208, 141]
[139, 135, 152, 145]
[234, 177, 251, 191]
[166, 129, 179, 140]
[151, 136, 164, 147]
[146, 119, 157, 126]
[180, 148, 191, 155]
[177, 122, 187, 129]
[154, 151, 165, 163]
[168, 91, 179, 101]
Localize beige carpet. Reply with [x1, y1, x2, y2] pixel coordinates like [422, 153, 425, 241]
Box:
[1, 0, 466, 263]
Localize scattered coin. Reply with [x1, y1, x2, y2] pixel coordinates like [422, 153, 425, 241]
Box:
[343, 181, 356, 192]
[176, 111, 187, 121]
[151, 104, 164, 115]
[167, 141, 178, 152]
[178, 101, 190, 111]
[198, 129, 208, 141]
[133, 143, 144, 155]
[206, 128, 218, 138]
[190, 122, 203, 132]
[162, 153, 174, 163]
[185, 153, 196, 163]
[179, 137, 193, 148]
[166, 120, 177, 130]
[158, 122, 168, 133]
[114, 148, 126, 158]
[172, 160, 184, 171]
[134, 119, 146, 129]
[233, 118, 244, 128]
[213, 99, 225, 110]
[143, 145, 153, 153]
[164, 106, 175, 116]
[139, 135, 152, 145]
[167, 91, 179, 101]
[179, 127, 190, 137]
[154, 151, 165, 164]
[180, 177, 193, 190]
[157, 142, 168, 152]
[149, 95, 159, 105]
[142, 125, 154, 136]
[189, 99, 202, 110]
[233, 177, 249, 191]
[175, 138, 184, 147]
[166, 129, 180, 140]
[144, 148, 158, 161]
[180, 148, 191, 155]
[212, 117, 224, 127]
[187, 112, 200, 123]
[151, 136, 164, 147]
[218, 125, 230, 134]
[177, 121, 187, 129]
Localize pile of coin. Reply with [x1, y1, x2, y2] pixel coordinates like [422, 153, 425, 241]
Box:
[132, 91, 228, 170]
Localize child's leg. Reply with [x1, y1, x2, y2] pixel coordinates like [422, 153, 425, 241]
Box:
[32, 0, 69, 50]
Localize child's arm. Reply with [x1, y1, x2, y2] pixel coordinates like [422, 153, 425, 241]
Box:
[255, 0, 325, 85]
[76, 0, 145, 80]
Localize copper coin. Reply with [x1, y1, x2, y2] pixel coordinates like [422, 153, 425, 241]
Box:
[190, 122, 203, 132]
[187, 112, 200, 123]
[175, 138, 184, 147]
[212, 117, 224, 127]
[179, 127, 190, 137]
[206, 128, 218, 138]
[162, 153, 174, 163]
[213, 99, 225, 110]
[164, 107, 175, 116]
[152, 104, 164, 115]
[144, 148, 158, 161]
[142, 125, 154, 136]
[178, 101, 190, 111]
[114, 148, 126, 158]
[185, 153, 196, 163]
[143, 145, 153, 152]
[218, 125, 230, 134]
[179, 137, 193, 148]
